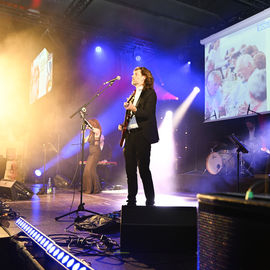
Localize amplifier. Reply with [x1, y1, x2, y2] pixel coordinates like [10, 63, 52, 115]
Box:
[0, 179, 33, 200]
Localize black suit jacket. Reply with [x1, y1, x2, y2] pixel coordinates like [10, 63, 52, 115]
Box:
[134, 88, 159, 144]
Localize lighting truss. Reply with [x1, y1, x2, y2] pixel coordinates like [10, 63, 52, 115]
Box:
[15, 217, 94, 270]
[64, 0, 93, 18]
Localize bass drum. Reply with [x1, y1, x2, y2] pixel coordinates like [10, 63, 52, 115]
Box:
[206, 152, 223, 175]
[206, 151, 235, 175]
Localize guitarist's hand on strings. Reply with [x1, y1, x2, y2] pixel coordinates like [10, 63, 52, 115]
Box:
[124, 102, 137, 112]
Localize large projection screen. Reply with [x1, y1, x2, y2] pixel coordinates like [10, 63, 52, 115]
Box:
[201, 8, 270, 122]
[29, 48, 53, 105]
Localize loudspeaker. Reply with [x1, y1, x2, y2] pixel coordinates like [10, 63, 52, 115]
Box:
[0, 179, 33, 200]
[198, 193, 270, 270]
[53, 174, 70, 188]
[120, 205, 197, 253]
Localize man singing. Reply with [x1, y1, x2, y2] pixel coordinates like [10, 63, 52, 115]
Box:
[119, 67, 159, 206]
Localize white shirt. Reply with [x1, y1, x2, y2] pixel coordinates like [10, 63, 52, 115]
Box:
[128, 86, 143, 130]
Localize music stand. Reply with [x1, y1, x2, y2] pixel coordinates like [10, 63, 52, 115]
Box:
[55, 81, 116, 221]
[228, 133, 248, 193]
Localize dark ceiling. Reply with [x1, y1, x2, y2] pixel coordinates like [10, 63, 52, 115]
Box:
[1, 0, 270, 48]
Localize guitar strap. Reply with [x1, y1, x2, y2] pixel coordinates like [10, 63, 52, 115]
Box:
[128, 90, 136, 117]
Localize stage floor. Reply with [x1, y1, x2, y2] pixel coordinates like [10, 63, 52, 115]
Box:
[1, 184, 198, 270]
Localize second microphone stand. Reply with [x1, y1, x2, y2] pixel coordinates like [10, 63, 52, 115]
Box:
[229, 134, 249, 193]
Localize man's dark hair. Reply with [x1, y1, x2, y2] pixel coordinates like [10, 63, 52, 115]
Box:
[135, 67, 154, 89]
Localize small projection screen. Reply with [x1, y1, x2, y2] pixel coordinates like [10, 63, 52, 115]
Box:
[201, 8, 270, 122]
[29, 48, 53, 105]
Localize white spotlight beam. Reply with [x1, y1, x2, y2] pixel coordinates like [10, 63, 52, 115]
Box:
[16, 217, 94, 270]
[173, 87, 200, 128]
[151, 110, 176, 194]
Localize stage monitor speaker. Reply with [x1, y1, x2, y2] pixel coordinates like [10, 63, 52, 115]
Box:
[120, 205, 197, 253]
[53, 174, 70, 188]
[198, 193, 270, 270]
[0, 179, 33, 200]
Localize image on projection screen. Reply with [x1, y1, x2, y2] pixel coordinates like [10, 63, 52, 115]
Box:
[204, 16, 270, 122]
[29, 48, 53, 105]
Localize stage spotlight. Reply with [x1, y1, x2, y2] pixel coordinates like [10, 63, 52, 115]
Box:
[35, 169, 42, 177]
[187, 61, 191, 65]
[16, 217, 94, 270]
[135, 55, 141, 61]
[193, 86, 200, 93]
[165, 110, 173, 117]
[95, 46, 102, 53]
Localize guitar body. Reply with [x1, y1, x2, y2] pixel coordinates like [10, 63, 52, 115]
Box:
[120, 90, 136, 147]
[120, 122, 128, 147]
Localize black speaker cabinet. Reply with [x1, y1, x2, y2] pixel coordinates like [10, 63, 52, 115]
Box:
[198, 193, 270, 270]
[0, 179, 33, 200]
[120, 205, 197, 253]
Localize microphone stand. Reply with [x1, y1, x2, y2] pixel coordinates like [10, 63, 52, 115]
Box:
[69, 82, 114, 119]
[228, 134, 248, 193]
[55, 82, 116, 221]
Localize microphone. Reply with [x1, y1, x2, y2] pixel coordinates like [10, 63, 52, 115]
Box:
[247, 104, 250, 115]
[103, 76, 121, 85]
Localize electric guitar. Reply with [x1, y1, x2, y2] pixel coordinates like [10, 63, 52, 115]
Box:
[120, 90, 136, 147]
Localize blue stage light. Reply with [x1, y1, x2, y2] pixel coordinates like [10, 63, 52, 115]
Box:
[15, 217, 94, 270]
[40, 238, 46, 245]
[38, 235, 43, 242]
[49, 246, 56, 254]
[135, 55, 141, 61]
[62, 255, 70, 264]
[67, 259, 75, 268]
[57, 251, 65, 260]
[72, 263, 81, 270]
[95, 46, 102, 53]
[35, 169, 42, 177]
[53, 248, 60, 257]
[43, 240, 50, 248]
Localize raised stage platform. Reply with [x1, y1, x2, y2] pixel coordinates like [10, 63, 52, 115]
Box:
[0, 185, 198, 270]
[1, 171, 268, 270]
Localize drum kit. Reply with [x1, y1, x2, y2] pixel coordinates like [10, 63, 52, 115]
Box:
[206, 139, 269, 176]
[206, 149, 236, 176]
